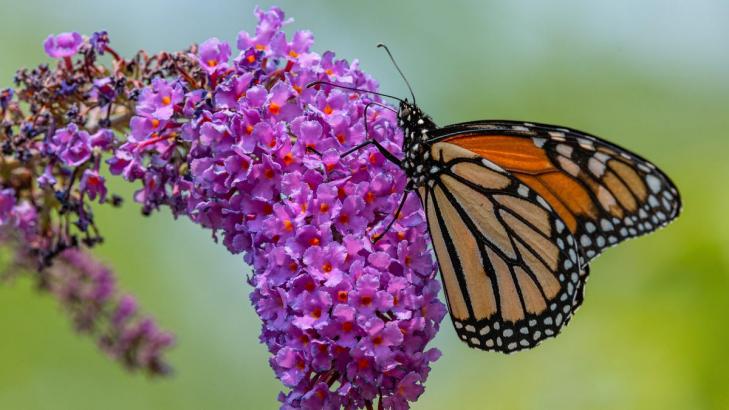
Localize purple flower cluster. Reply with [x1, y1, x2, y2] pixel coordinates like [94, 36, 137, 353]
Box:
[49, 249, 174, 374]
[2, 6, 446, 408]
[109, 7, 446, 408]
[0, 191, 172, 374]
[1, 30, 178, 375]
[0, 188, 37, 238]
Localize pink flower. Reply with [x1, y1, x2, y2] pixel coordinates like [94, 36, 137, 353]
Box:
[43, 32, 83, 58]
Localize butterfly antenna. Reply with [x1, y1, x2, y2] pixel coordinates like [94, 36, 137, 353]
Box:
[306, 81, 404, 103]
[377, 43, 416, 105]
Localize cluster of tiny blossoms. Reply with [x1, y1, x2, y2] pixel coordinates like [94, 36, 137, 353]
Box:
[1, 6, 446, 408]
[1, 28, 190, 374]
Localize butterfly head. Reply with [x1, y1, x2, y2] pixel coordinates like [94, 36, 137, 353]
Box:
[398, 100, 435, 142]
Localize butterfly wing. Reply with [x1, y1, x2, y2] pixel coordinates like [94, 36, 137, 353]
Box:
[430, 120, 682, 262]
[418, 141, 587, 352]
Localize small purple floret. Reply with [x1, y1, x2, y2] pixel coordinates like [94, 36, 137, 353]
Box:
[44, 32, 83, 58]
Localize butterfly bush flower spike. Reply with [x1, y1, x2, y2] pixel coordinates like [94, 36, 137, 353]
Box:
[0, 6, 446, 408]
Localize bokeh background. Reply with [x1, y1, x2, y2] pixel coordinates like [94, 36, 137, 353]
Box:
[1, 1, 727, 409]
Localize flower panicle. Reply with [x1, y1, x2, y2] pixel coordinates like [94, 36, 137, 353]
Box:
[0, 30, 192, 376]
[0, 231, 173, 375]
[0, 6, 446, 408]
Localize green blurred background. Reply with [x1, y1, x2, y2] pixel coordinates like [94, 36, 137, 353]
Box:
[1, 1, 727, 409]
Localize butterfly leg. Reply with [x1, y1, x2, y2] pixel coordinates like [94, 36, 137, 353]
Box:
[341, 140, 402, 165]
[372, 184, 412, 243]
[305, 146, 323, 156]
[339, 102, 404, 167]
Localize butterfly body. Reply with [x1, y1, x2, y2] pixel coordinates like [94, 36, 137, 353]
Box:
[397, 101, 437, 187]
[392, 99, 681, 353]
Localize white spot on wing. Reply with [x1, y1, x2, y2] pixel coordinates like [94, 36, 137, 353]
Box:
[556, 144, 573, 157]
[481, 159, 505, 172]
[600, 219, 614, 231]
[580, 235, 592, 247]
[537, 196, 551, 210]
[588, 157, 606, 176]
[548, 131, 565, 139]
[517, 184, 529, 197]
[646, 174, 662, 193]
[578, 138, 594, 150]
[558, 156, 580, 177]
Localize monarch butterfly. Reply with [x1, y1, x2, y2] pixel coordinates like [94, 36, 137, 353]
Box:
[310, 45, 681, 353]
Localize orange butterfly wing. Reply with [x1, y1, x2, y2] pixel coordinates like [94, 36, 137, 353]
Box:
[419, 141, 586, 352]
[433, 120, 681, 262]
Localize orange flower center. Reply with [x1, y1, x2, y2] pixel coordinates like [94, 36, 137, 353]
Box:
[207, 59, 218, 67]
[357, 358, 369, 369]
[364, 191, 375, 204]
[268, 102, 281, 114]
[161, 96, 171, 106]
[296, 359, 306, 370]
